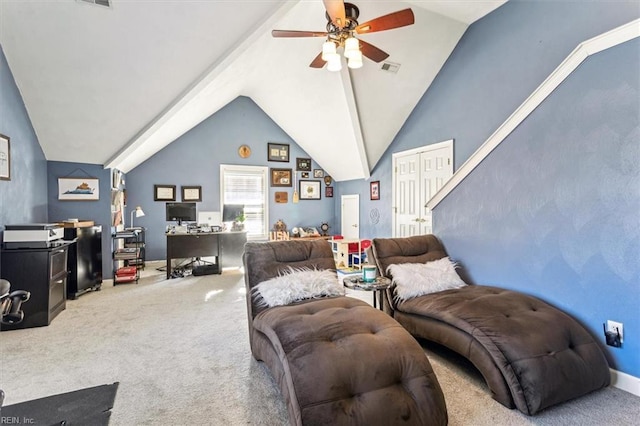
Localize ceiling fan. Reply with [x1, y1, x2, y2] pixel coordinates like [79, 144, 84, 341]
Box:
[272, 0, 414, 71]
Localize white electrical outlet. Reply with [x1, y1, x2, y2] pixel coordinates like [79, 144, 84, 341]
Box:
[607, 320, 624, 343]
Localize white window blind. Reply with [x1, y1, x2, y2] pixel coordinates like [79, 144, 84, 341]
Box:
[220, 165, 268, 240]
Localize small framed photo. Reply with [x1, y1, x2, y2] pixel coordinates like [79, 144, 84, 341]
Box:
[325, 186, 333, 198]
[299, 180, 321, 200]
[313, 169, 324, 178]
[296, 157, 311, 171]
[275, 191, 288, 203]
[58, 177, 100, 201]
[268, 143, 290, 162]
[181, 185, 202, 202]
[154, 184, 176, 201]
[301, 172, 310, 179]
[0, 133, 10, 181]
[271, 168, 292, 187]
[370, 181, 380, 200]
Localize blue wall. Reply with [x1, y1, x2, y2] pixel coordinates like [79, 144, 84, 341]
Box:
[126, 96, 336, 260]
[0, 45, 48, 278]
[47, 161, 114, 278]
[338, 2, 640, 377]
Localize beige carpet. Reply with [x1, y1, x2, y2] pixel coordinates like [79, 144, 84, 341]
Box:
[1, 266, 638, 425]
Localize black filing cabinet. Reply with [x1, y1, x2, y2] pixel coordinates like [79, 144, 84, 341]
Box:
[0, 241, 71, 330]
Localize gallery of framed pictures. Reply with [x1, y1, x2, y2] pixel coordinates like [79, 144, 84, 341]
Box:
[58, 177, 100, 201]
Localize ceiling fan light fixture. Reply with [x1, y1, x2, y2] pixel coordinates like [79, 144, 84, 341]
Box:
[344, 36, 360, 59]
[321, 41, 337, 61]
[327, 54, 342, 72]
[348, 50, 363, 69]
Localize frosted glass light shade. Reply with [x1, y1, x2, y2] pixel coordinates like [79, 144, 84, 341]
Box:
[344, 37, 360, 59]
[347, 50, 363, 69]
[327, 53, 342, 72]
[322, 41, 337, 61]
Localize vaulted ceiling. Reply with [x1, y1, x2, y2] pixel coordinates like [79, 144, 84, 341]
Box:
[0, 0, 505, 181]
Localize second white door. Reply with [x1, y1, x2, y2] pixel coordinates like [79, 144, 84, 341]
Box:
[341, 194, 359, 239]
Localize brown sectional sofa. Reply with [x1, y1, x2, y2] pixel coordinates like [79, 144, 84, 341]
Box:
[243, 239, 447, 426]
[370, 234, 611, 415]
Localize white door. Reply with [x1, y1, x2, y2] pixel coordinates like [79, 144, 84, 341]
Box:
[393, 140, 453, 237]
[395, 153, 420, 237]
[341, 194, 359, 239]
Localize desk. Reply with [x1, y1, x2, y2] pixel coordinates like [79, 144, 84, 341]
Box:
[166, 231, 247, 279]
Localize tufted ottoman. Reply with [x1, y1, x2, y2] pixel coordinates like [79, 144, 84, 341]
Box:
[244, 240, 447, 426]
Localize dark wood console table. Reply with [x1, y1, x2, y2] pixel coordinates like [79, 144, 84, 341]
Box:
[166, 231, 247, 279]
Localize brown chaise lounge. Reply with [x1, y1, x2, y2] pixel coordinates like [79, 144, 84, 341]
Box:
[370, 234, 610, 416]
[243, 239, 447, 425]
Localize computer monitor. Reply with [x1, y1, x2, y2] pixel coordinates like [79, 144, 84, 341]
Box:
[197, 211, 221, 226]
[222, 204, 244, 222]
[166, 202, 197, 225]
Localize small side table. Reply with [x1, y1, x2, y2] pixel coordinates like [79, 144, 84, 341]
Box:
[343, 276, 391, 311]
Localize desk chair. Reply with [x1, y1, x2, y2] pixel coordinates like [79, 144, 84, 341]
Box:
[0, 278, 31, 407]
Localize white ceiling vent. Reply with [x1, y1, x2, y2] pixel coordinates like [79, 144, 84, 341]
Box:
[77, 0, 111, 8]
[380, 62, 401, 74]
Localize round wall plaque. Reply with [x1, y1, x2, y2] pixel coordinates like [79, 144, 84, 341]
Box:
[238, 145, 251, 158]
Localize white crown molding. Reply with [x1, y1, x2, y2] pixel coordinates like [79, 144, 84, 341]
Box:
[427, 19, 640, 209]
[611, 368, 640, 397]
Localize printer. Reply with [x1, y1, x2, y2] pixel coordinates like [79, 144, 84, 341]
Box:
[3, 223, 65, 248]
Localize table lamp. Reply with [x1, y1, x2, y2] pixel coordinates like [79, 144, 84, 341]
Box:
[130, 206, 145, 228]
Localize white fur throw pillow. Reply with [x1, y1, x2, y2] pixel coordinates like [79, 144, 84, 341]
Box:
[254, 267, 344, 308]
[388, 257, 467, 301]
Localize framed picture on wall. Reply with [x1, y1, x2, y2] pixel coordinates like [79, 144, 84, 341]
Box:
[325, 186, 333, 198]
[58, 177, 100, 201]
[270, 168, 292, 187]
[154, 184, 176, 201]
[299, 180, 321, 200]
[296, 157, 311, 171]
[0, 133, 10, 181]
[370, 181, 380, 200]
[181, 185, 202, 202]
[268, 143, 290, 162]
[275, 191, 288, 203]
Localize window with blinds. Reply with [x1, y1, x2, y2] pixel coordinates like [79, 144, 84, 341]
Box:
[220, 165, 268, 240]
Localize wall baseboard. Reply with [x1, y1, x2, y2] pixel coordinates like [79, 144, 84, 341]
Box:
[611, 369, 640, 396]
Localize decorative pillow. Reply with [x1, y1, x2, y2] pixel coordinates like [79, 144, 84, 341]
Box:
[388, 257, 467, 301]
[253, 267, 344, 308]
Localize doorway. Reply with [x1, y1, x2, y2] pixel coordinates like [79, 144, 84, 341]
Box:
[341, 194, 359, 239]
[392, 140, 453, 237]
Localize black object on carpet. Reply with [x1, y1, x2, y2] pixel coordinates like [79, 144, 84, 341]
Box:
[0, 382, 119, 425]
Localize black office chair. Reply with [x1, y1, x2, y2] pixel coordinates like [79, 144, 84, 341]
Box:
[0, 278, 30, 407]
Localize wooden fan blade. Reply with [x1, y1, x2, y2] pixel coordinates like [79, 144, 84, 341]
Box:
[359, 39, 389, 63]
[309, 52, 327, 69]
[355, 8, 414, 34]
[272, 29, 328, 38]
[323, 0, 346, 28]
